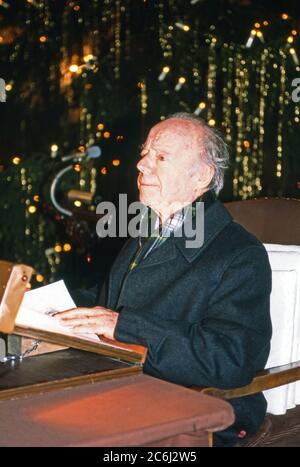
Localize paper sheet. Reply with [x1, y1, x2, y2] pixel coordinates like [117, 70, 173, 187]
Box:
[16, 280, 100, 343]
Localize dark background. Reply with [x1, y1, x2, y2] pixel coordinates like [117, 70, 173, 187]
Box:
[0, 0, 299, 287]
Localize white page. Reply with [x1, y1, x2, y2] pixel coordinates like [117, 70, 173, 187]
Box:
[16, 280, 100, 343]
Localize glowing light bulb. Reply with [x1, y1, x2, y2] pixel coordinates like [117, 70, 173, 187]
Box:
[158, 66, 170, 81]
[175, 77, 186, 91]
[69, 64, 79, 73]
[194, 102, 206, 115]
[12, 156, 21, 165]
[246, 29, 257, 48]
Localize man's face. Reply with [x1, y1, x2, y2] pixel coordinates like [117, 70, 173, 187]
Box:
[137, 118, 212, 218]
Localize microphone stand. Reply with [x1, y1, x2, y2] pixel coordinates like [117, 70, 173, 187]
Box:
[50, 164, 74, 217]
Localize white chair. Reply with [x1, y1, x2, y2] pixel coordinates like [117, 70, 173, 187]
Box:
[263, 244, 300, 415]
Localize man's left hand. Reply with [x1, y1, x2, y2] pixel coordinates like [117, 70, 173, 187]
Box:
[52, 306, 119, 340]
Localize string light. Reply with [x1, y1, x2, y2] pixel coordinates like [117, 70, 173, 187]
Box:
[5, 83, 12, 91]
[256, 30, 264, 43]
[0, 0, 9, 9]
[139, 80, 148, 115]
[194, 101, 206, 116]
[63, 243, 72, 252]
[112, 159, 121, 166]
[12, 156, 21, 165]
[158, 66, 170, 81]
[174, 76, 186, 91]
[69, 64, 79, 73]
[28, 205, 37, 214]
[74, 200, 82, 207]
[289, 48, 299, 66]
[175, 23, 190, 32]
[281, 13, 289, 21]
[36, 274, 44, 283]
[39, 35, 47, 43]
[246, 30, 257, 48]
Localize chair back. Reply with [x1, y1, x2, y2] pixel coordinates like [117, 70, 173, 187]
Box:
[225, 198, 300, 415]
[224, 197, 300, 245]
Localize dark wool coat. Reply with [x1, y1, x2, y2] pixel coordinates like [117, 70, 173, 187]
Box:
[73, 191, 272, 446]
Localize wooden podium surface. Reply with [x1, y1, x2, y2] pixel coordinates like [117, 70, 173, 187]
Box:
[0, 350, 234, 447]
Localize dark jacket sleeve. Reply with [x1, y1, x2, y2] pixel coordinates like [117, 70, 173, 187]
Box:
[114, 245, 272, 388]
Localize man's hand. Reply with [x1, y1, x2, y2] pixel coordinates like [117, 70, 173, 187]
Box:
[52, 306, 119, 340]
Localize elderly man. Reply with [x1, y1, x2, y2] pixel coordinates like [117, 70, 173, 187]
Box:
[54, 113, 272, 447]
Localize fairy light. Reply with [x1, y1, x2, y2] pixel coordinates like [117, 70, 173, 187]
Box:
[69, 64, 79, 73]
[263, 21, 269, 26]
[63, 243, 72, 252]
[112, 159, 121, 166]
[158, 66, 170, 81]
[208, 119, 216, 126]
[287, 36, 294, 44]
[83, 54, 94, 63]
[246, 30, 256, 48]
[97, 123, 104, 130]
[114, 0, 121, 79]
[74, 200, 82, 207]
[254, 23, 261, 29]
[194, 101, 206, 116]
[101, 167, 107, 175]
[54, 244, 62, 253]
[39, 35, 47, 43]
[0, 0, 9, 8]
[277, 49, 286, 179]
[36, 274, 44, 283]
[139, 80, 148, 115]
[207, 37, 217, 121]
[292, 30, 297, 36]
[90, 167, 97, 197]
[289, 48, 299, 66]
[28, 205, 37, 214]
[256, 30, 264, 43]
[281, 13, 289, 21]
[103, 131, 111, 138]
[12, 156, 21, 165]
[5, 83, 12, 91]
[175, 23, 190, 32]
[175, 76, 186, 91]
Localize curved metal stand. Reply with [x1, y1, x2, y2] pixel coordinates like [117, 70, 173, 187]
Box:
[50, 165, 74, 217]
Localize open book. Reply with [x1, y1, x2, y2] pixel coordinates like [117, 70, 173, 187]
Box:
[3, 271, 146, 365]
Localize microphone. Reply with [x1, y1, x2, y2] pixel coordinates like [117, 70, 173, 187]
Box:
[61, 145, 101, 162]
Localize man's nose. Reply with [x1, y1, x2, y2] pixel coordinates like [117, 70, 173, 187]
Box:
[137, 155, 152, 175]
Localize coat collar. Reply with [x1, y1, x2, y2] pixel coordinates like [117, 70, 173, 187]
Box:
[131, 191, 233, 268]
[174, 191, 233, 262]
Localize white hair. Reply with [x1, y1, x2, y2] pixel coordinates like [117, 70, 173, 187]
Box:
[166, 112, 230, 194]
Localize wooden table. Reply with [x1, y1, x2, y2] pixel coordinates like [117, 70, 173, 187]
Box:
[0, 350, 234, 447]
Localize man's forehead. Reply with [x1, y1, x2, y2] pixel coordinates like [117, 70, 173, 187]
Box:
[146, 119, 204, 149]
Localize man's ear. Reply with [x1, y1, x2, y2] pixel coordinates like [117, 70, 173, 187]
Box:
[196, 163, 214, 191]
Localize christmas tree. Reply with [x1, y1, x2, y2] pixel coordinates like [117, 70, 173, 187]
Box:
[0, 0, 299, 284]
